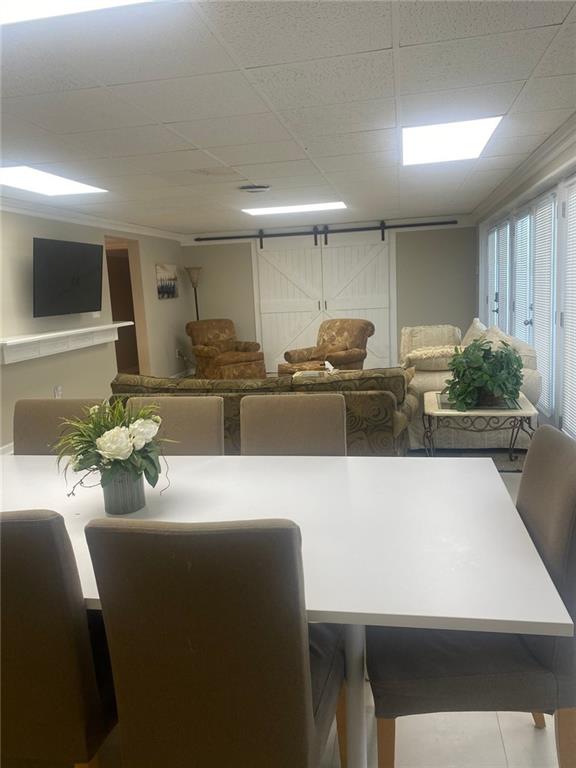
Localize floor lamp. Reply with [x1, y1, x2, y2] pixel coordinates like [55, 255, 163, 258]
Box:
[185, 267, 202, 320]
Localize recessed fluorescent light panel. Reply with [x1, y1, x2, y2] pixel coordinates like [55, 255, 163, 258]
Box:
[0, 167, 107, 196]
[1, 1, 156, 25]
[242, 202, 347, 216]
[402, 117, 502, 166]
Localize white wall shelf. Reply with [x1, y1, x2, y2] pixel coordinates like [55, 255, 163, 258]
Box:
[0, 322, 133, 365]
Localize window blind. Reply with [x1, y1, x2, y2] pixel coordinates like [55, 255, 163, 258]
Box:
[512, 213, 532, 342]
[533, 195, 556, 416]
[496, 221, 510, 332]
[487, 228, 498, 324]
[561, 183, 576, 439]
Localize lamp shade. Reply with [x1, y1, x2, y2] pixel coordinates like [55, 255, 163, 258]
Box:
[185, 267, 202, 288]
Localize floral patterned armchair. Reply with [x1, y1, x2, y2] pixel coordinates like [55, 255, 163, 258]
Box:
[278, 318, 375, 375]
[185, 319, 266, 379]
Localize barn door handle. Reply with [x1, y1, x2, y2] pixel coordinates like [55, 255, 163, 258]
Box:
[324, 300, 327, 309]
[317, 300, 321, 310]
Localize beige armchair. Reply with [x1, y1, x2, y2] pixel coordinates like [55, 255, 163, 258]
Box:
[278, 318, 375, 375]
[186, 319, 266, 379]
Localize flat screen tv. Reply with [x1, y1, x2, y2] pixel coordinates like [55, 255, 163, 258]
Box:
[33, 238, 103, 317]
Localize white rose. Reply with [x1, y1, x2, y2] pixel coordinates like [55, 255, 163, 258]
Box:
[96, 426, 134, 461]
[89, 405, 100, 415]
[128, 418, 160, 450]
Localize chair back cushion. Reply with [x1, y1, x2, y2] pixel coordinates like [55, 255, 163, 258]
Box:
[13, 399, 102, 455]
[517, 426, 576, 617]
[185, 319, 237, 349]
[240, 393, 346, 456]
[1, 510, 107, 763]
[85, 519, 314, 768]
[316, 319, 375, 351]
[517, 426, 576, 702]
[399, 325, 462, 363]
[127, 396, 225, 455]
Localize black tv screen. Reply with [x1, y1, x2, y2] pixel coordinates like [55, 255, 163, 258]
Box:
[33, 238, 103, 317]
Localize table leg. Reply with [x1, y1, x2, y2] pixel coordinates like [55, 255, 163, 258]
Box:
[508, 418, 521, 461]
[344, 624, 367, 768]
[422, 414, 435, 457]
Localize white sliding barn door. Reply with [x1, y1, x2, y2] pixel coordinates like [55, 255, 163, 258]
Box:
[254, 232, 394, 373]
[255, 237, 324, 373]
[321, 233, 392, 368]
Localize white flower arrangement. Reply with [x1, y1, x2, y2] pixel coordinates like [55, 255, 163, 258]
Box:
[56, 400, 163, 493]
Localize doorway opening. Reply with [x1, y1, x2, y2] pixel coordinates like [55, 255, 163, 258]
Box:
[105, 237, 149, 375]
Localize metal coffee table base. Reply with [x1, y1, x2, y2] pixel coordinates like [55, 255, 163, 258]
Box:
[422, 413, 535, 460]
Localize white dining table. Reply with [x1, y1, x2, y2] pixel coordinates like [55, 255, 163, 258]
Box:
[1, 454, 573, 768]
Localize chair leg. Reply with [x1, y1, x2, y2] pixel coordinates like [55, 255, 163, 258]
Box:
[555, 708, 576, 768]
[376, 718, 396, 768]
[336, 683, 347, 768]
[532, 711, 546, 729]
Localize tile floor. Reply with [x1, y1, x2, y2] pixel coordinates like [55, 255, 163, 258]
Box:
[102, 470, 560, 768]
[319, 690, 558, 767]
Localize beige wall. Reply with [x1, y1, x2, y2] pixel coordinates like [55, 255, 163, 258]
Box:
[396, 227, 478, 339]
[181, 243, 256, 340]
[0, 210, 189, 445]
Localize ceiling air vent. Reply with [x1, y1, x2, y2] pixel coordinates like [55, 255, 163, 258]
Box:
[238, 184, 271, 193]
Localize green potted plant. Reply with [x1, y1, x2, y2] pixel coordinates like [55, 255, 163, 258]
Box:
[56, 400, 163, 515]
[443, 339, 523, 411]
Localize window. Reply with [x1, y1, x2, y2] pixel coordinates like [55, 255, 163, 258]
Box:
[561, 183, 576, 439]
[486, 222, 510, 332]
[511, 212, 532, 342]
[532, 195, 556, 416]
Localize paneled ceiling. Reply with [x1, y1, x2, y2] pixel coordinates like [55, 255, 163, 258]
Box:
[1, 0, 575, 236]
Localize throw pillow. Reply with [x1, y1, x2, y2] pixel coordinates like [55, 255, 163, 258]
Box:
[404, 345, 459, 371]
[462, 317, 487, 346]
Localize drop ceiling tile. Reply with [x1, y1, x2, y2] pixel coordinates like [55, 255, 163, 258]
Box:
[482, 133, 548, 157]
[2, 88, 153, 134]
[248, 50, 394, 110]
[233, 159, 319, 179]
[197, 0, 392, 66]
[0, 118, 90, 164]
[208, 141, 306, 166]
[458, 169, 510, 191]
[315, 152, 397, 173]
[110, 72, 268, 123]
[64, 125, 193, 159]
[398, 1, 572, 46]
[0, 29, 100, 97]
[31, 157, 160, 179]
[494, 109, 574, 138]
[243, 174, 328, 189]
[474, 155, 529, 171]
[166, 113, 292, 147]
[280, 99, 396, 138]
[536, 23, 576, 77]
[398, 27, 557, 95]
[157, 169, 247, 187]
[16, 3, 236, 87]
[303, 130, 397, 158]
[399, 82, 524, 126]
[512, 75, 576, 111]
[118, 150, 226, 174]
[567, 4, 576, 23]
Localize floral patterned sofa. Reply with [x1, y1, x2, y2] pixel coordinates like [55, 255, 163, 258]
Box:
[111, 369, 417, 457]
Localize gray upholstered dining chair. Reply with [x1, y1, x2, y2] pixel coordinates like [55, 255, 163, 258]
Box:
[240, 393, 347, 456]
[13, 398, 102, 454]
[1, 509, 116, 768]
[86, 518, 346, 768]
[366, 425, 576, 768]
[127, 396, 225, 455]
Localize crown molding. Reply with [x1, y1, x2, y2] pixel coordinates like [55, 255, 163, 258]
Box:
[0, 198, 185, 243]
[473, 113, 576, 224]
[180, 213, 474, 246]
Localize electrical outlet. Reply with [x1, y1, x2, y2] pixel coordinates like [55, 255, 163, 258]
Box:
[53, 385, 63, 399]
